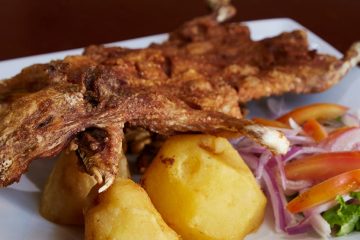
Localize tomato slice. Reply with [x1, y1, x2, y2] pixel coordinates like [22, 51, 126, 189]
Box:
[302, 119, 328, 142]
[287, 169, 360, 213]
[323, 126, 356, 144]
[252, 117, 289, 129]
[285, 152, 360, 182]
[277, 103, 348, 125]
[329, 126, 355, 136]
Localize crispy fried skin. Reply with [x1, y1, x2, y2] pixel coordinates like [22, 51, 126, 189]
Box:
[84, 14, 360, 103]
[0, 74, 288, 187]
[0, 7, 359, 189]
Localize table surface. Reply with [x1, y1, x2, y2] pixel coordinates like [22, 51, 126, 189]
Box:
[0, 0, 359, 61]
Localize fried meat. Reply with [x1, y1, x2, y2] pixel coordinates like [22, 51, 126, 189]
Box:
[0, 5, 359, 190]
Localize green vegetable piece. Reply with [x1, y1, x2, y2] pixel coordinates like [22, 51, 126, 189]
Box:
[322, 196, 360, 236]
[356, 220, 360, 231]
[350, 191, 360, 200]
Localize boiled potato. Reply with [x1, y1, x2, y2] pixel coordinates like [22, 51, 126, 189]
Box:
[40, 150, 97, 225]
[84, 178, 180, 240]
[142, 134, 267, 240]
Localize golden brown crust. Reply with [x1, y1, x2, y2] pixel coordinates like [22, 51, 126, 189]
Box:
[0, 8, 358, 189]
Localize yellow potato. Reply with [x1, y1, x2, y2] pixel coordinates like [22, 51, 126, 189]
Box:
[40, 150, 96, 225]
[84, 178, 180, 240]
[142, 134, 267, 240]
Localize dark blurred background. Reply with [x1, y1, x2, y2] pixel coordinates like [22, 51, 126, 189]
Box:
[0, 0, 359, 60]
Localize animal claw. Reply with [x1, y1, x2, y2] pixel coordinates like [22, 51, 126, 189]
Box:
[89, 167, 116, 192]
[98, 174, 115, 193]
[90, 167, 103, 185]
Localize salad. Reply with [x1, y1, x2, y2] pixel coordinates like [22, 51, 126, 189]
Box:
[232, 101, 360, 238]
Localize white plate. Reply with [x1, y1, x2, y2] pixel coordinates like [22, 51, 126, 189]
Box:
[0, 18, 359, 240]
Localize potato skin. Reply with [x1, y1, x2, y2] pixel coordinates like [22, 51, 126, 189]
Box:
[84, 178, 180, 240]
[142, 134, 267, 240]
[40, 151, 96, 225]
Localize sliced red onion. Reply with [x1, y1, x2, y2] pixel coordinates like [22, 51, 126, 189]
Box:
[286, 135, 315, 145]
[232, 138, 258, 150]
[276, 127, 301, 136]
[322, 127, 360, 151]
[236, 146, 266, 154]
[304, 194, 352, 216]
[286, 213, 332, 237]
[285, 179, 312, 192]
[275, 155, 287, 189]
[255, 151, 272, 179]
[286, 218, 313, 235]
[342, 112, 360, 127]
[308, 214, 331, 238]
[302, 197, 351, 238]
[228, 136, 245, 146]
[239, 152, 259, 171]
[304, 201, 336, 217]
[230, 107, 360, 237]
[283, 146, 326, 163]
[275, 148, 313, 193]
[231, 137, 265, 156]
[263, 166, 295, 232]
[276, 118, 313, 145]
[288, 118, 303, 132]
[282, 146, 302, 161]
[288, 129, 302, 137]
[354, 142, 360, 150]
[267, 97, 288, 117]
[271, 119, 303, 137]
[236, 137, 254, 146]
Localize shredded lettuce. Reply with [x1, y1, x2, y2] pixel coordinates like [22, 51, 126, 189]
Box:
[350, 191, 360, 200]
[322, 194, 360, 236]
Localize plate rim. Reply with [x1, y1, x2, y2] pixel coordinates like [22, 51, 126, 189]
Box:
[0, 17, 358, 240]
